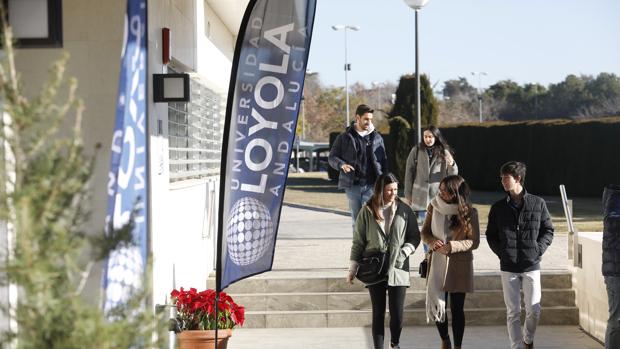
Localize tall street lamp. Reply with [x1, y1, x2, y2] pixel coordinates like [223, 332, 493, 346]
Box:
[403, 0, 431, 144]
[471, 71, 487, 123]
[332, 24, 359, 127]
[302, 70, 318, 140]
[372, 81, 385, 112]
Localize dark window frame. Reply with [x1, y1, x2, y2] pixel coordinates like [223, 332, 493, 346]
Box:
[3, 0, 63, 48]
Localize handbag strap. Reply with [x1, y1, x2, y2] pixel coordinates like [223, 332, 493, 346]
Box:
[377, 220, 392, 253]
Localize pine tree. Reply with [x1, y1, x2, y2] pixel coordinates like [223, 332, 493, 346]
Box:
[389, 74, 439, 135]
[387, 116, 411, 184]
[0, 10, 164, 349]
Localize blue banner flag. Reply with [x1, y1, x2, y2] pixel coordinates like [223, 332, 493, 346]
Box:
[217, 0, 317, 291]
[102, 0, 148, 311]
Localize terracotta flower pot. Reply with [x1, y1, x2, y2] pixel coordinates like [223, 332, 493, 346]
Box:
[177, 329, 233, 349]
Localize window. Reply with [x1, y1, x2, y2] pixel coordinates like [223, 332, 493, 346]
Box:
[168, 77, 223, 182]
[5, 0, 63, 48]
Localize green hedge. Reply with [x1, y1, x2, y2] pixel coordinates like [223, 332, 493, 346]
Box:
[440, 117, 620, 197]
[329, 118, 620, 197]
[328, 118, 620, 196]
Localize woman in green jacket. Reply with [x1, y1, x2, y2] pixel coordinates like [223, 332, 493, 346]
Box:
[347, 173, 421, 349]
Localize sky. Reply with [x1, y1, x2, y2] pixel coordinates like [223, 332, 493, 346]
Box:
[306, 0, 620, 92]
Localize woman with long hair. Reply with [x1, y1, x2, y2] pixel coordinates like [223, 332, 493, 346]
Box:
[404, 125, 458, 229]
[422, 175, 480, 349]
[347, 173, 421, 349]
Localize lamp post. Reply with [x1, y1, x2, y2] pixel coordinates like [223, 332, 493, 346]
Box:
[301, 96, 306, 140]
[372, 81, 385, 112]
[302, 70, 318, 140]
[533, 84, 540, 116]
[471, 71, 487, 123]
[403, 0, 431, 144]
[332, 24, 359, 127]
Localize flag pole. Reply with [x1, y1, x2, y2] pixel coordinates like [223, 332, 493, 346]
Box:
[215, 0, 257, 292]
[214, 293, 219, 349]
[214, 1, 259, 348]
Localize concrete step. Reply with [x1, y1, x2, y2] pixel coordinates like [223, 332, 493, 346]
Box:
[233, 288, 576, 312]
[210, 271, 572, 294]
[241, 306, 579, 328]
[207, 271, 578, 328]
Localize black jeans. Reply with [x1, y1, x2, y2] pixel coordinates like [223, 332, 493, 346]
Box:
[435, 292, 466, 346]
[368, 281, 407, 349]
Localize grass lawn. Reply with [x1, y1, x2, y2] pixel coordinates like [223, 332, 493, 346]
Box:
[284, 172, 604, 233]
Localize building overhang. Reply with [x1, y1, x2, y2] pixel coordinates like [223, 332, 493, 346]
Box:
[205, 0, 250, 35]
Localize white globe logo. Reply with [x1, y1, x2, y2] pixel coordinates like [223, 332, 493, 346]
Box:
[226, 197, 274, 266]
[104, 246, 144, 311]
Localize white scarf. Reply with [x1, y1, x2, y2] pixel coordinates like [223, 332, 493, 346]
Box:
[354, 123, 375, 137]
[425, 196, 458, 323]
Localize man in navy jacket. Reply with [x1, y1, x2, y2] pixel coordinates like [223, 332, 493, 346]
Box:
[603, 184, 620, 349]
[486, 161, 554, 349]
[328, 104, 387, 231]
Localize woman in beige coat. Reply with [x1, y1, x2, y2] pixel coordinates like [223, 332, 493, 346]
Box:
[404, 125, 457, 217]
[421, 175, 480, 349]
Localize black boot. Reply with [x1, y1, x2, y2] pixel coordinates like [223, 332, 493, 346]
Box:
[441, 335, 452, 349]
[372, 334, 384, 349]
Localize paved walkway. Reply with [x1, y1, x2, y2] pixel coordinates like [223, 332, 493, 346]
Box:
[231, 326, 602, 349]
[272, 205, 570, 273]
[227, 204, 603, 348]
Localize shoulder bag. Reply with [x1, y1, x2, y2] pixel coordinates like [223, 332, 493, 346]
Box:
[419, 251, 430, 278]
[356, 226, 390, 284]
[356, 250, 389, 284]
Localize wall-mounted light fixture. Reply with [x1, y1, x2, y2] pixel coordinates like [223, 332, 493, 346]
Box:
[6, 0, 63, 48]
[153, 73, 190, 103]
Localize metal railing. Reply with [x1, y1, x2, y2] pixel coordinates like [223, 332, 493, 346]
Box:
[559, 184, 579, 267]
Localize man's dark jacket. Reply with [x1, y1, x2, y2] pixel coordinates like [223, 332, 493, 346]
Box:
[486, 191, 554, 273]
[328, 126, 387, 190]
[603, 184, 620, 276]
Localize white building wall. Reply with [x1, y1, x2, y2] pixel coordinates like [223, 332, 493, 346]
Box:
[13, 0, 244, 307]
[197, 1, 234, 94]
[149, 0, 238, 306]
[572, 232, 608, 343]
[14, 0, 126, 301]
[202, 2, 235, 60]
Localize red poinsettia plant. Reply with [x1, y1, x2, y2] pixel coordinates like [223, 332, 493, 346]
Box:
[170, 287, 245, 331]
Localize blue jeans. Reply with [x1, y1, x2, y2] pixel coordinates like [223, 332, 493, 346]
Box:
[345, 184, 373, 231]
[606, 276, 620, 349]
[415, 210, 429, 253]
